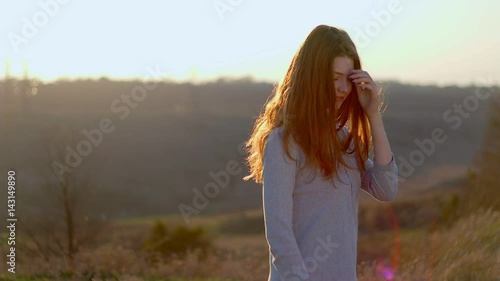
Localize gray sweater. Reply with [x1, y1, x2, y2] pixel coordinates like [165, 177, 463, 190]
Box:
[263, 126, 399, 281]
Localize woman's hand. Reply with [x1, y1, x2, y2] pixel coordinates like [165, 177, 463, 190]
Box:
[349, 69, 380, 118]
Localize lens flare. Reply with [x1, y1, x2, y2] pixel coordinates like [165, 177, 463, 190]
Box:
[374, 205, 400, 280]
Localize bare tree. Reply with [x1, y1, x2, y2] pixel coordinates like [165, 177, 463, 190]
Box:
[21, 123, 109, 262]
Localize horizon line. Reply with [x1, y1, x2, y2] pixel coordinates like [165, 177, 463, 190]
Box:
[1, 74, 498, 89]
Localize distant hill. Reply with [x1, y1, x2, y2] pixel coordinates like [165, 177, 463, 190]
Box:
[0, 78, 496, 220]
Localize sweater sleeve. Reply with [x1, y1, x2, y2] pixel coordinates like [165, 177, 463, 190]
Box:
[262, 130, 310, 281]
[360, 153, 399, 201]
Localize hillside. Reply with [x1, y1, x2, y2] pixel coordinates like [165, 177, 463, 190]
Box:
[0, 78, 494, 220]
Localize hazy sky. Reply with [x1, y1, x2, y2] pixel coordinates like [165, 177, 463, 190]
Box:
[1, 0, 499, 86]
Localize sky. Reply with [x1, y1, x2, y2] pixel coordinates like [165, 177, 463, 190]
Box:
[0, 0, 499, 86]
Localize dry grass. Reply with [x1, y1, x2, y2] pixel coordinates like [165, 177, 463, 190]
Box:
[11, 245, 266, 281]
[3, 207, 497, 281]
[357, 208, 500, 281]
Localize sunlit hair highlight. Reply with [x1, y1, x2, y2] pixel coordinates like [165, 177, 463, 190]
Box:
[243, 25, 375, 186]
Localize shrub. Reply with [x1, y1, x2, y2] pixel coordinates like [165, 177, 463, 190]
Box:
[143, 221, 212, 262]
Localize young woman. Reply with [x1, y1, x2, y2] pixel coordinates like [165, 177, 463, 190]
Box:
[243, 25, 399, 281]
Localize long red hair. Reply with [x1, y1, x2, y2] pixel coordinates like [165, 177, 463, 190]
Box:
[243, 25, 372, 185]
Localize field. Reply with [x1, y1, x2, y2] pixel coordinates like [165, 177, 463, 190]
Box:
[1, 184, 499, 280]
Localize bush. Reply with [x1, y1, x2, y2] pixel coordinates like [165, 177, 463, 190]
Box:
[143, 221, 212, 262]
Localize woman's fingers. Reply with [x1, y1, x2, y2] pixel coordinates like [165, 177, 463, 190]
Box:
[349, 70, 378, 93]
[358, 83, 375, 91]
[352, 77, 373, 84]
[349, 70, 371, 79]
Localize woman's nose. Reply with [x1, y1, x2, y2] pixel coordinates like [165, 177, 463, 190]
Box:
[338, 80, 349, 94]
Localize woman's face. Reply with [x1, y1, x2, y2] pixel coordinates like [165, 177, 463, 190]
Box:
[332, 56, 354, 110]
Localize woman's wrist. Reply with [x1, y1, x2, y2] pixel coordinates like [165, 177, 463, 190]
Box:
[366, 111, 381, 121]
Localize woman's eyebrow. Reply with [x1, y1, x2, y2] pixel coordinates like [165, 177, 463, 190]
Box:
[334, 71, 346, 76]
